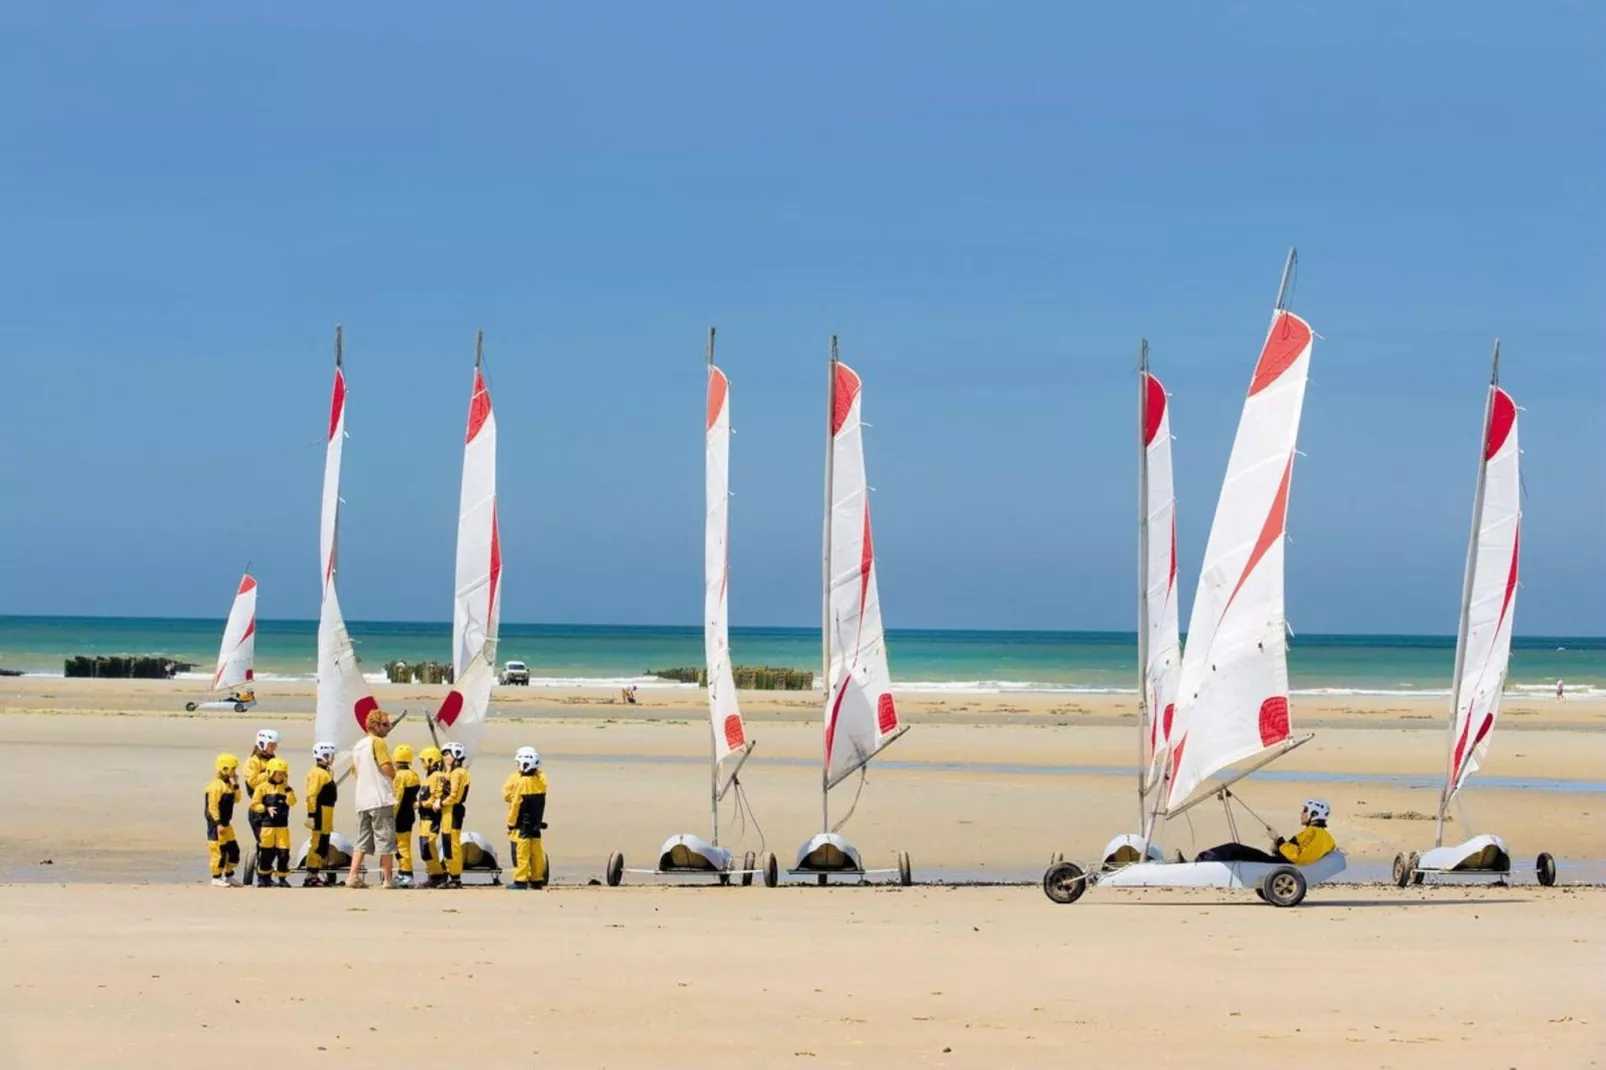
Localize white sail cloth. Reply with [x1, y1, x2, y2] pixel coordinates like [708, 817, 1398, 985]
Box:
[823, 361, 902, 789]
[1165, 311, 1313, 813]
[1445, 386, 1520, 797]
[212, 574, 258, 691]
[314, 357, 378, 755]
[705, 364, 748, 785]
[435, 363, 501, 758]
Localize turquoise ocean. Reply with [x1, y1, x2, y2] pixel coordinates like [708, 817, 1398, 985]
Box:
[0, 616, 1600, 696]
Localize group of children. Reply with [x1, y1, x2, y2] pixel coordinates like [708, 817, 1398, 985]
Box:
[203, 724, 550, 890]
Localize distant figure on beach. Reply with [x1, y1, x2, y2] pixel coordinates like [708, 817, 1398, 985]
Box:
[622, 685, 639, 705]
[1556, 679, 1566, 701]
[1195, 799, 1336, 866]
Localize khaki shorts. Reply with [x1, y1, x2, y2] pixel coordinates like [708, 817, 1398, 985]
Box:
[355, 806, 397, 856]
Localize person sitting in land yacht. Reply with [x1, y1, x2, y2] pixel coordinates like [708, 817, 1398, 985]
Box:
[1194, 799, 1336, 865]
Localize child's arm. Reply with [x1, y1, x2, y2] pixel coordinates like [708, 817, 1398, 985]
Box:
[442, 772, 467, 808]
[206, 782, 224, 823]
[250, 784, 266, 814]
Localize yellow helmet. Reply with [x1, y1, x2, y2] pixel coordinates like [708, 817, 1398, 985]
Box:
[420, 745, 442, 767]
[215, 753, 239, 774]
[266, 757, 290, 775]
[393, 743, 414, 764]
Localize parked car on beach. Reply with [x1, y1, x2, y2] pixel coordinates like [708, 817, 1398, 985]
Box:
[500, 660, 530, 686]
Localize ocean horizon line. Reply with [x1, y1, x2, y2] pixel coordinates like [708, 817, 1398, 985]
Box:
[1, 614, 1601, 645]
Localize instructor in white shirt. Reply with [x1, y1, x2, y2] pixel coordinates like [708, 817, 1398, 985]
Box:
[347, 708, 398, 889]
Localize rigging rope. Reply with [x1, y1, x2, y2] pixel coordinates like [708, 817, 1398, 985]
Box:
[830, 766, 869, 834]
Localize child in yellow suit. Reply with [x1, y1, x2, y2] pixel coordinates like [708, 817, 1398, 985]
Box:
[438, 742, 472, 889]
[205, 753, 243, 887]
[250, 757, 296, 888]
[303, 742, 339, 887]
[506, 747, 548, 890]
[417, 746, 448, 888]
[391, 743, 421, 888]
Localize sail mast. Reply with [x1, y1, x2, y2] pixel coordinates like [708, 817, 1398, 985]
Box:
[1134, 338, 1151, 831]
[708, 325, 721, 846]
[1274, 247, 1297, 311]
[821, 334, 839, 833]
[1435, 339, 1501, 847]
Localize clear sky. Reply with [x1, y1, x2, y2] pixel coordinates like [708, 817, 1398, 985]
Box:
[1, 3, 1601, 635]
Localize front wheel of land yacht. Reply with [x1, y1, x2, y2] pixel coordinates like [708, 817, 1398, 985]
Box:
[1261, 866, 1307, 908]
[1042, 861, 1087, 905]
[897, 851, 912, 887]
[1392, 853, 1411, 888]
[234, 702, 248, 713]
[184, 702, 198, 712]
[605, 851, 624, 887]
[763, 853, 779, 888]
[817, 873, 828, 887]
[741, 850, 756, 887]
[1536, 852, 1557, 887]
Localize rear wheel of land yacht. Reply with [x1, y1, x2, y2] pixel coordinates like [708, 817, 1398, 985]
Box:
[1042, 861, 1087, 905]
[741, 850, 756, 887]
[1261, 866, 1307, 908]
[1536, 852, 1557, 887]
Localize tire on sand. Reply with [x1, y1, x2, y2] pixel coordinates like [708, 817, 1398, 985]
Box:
[897, 851, 913, 887]
[1261, 865, 1307, 908]
[763, 853, 779, 888]
[1042, 860, 1087, 904]
[741, 850, 756, 887]
[604, 851, 624, 887]
[1536, 852, 1557, 887]
[1392, 852, 1412, 888]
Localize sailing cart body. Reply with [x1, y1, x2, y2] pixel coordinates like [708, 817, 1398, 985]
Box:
[1394, 351, 1556, 890]
[606, 330, 775, 889]
[1047, 251, 1335, 907]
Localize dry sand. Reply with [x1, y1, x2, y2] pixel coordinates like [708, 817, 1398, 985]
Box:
[1, 677, 1601, 1067]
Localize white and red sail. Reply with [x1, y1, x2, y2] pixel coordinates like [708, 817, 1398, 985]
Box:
[705, 362, 748, 784]
[823, 358, 902, 790]
[1165, 309, 1314, 812]
[314, 341, 378, 754]
[212, 573, 258, 691]
[1139, 367, 1181, 790]
[1444, 381, 1520, 797]
[435, 351, 502, 757]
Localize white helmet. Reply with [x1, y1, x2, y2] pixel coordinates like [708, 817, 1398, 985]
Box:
[255, 729, 280, 750]
[444, 741, 467, 762]
[1303, 798, 1332, 822]
[313, 741, 338, 764]
[516, 747, 541, 773]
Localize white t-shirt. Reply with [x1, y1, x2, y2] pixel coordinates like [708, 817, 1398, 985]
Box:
[351, 734, 396, 812]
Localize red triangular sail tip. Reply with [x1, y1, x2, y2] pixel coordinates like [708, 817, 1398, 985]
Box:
[831, 362, 862, 436]
[466, 370, 494, 443]
[328, 371, 347, 442]
[707, 366, 729, 431]
[1485, 388, 1517, 460]
[1248, 312, 1312, 397]
[1143, 373, 1167, 446]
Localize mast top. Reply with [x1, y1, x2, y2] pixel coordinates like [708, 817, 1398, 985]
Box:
[334, 324, 343, 368]
[1274, 246, 1298, 312]
[1489, 337, 1501, 386]
[475, 329, 483, 368]
[829, 334, 839, 365]
[1138, 336, 1149, 374]
[707, 325, 716, 367]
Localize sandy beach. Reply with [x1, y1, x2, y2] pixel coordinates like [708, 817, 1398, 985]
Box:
[1, 677, 1602, 1067]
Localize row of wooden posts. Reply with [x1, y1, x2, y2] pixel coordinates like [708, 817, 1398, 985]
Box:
[649, 665, 815, 690]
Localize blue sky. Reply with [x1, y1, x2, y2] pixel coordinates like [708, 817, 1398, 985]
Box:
[1, 3, 1601, 635]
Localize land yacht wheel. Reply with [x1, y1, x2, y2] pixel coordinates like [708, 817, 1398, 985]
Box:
[741, 850, 756, 887]
[763, 853, 778, 888]
[1392, 853, 1411, 888]
[1261, 866, 1307, 908]
[184, 702, 198, 712]
[1042, 861, 1087, 905]
[719, 872, 731, 886]
[1410, 855, 1425, 886]
[234, 702, 248, 713]
[1536, 852, 1557, 887]
[604, 851, 624, 887]
[817, 873, 828, 887]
